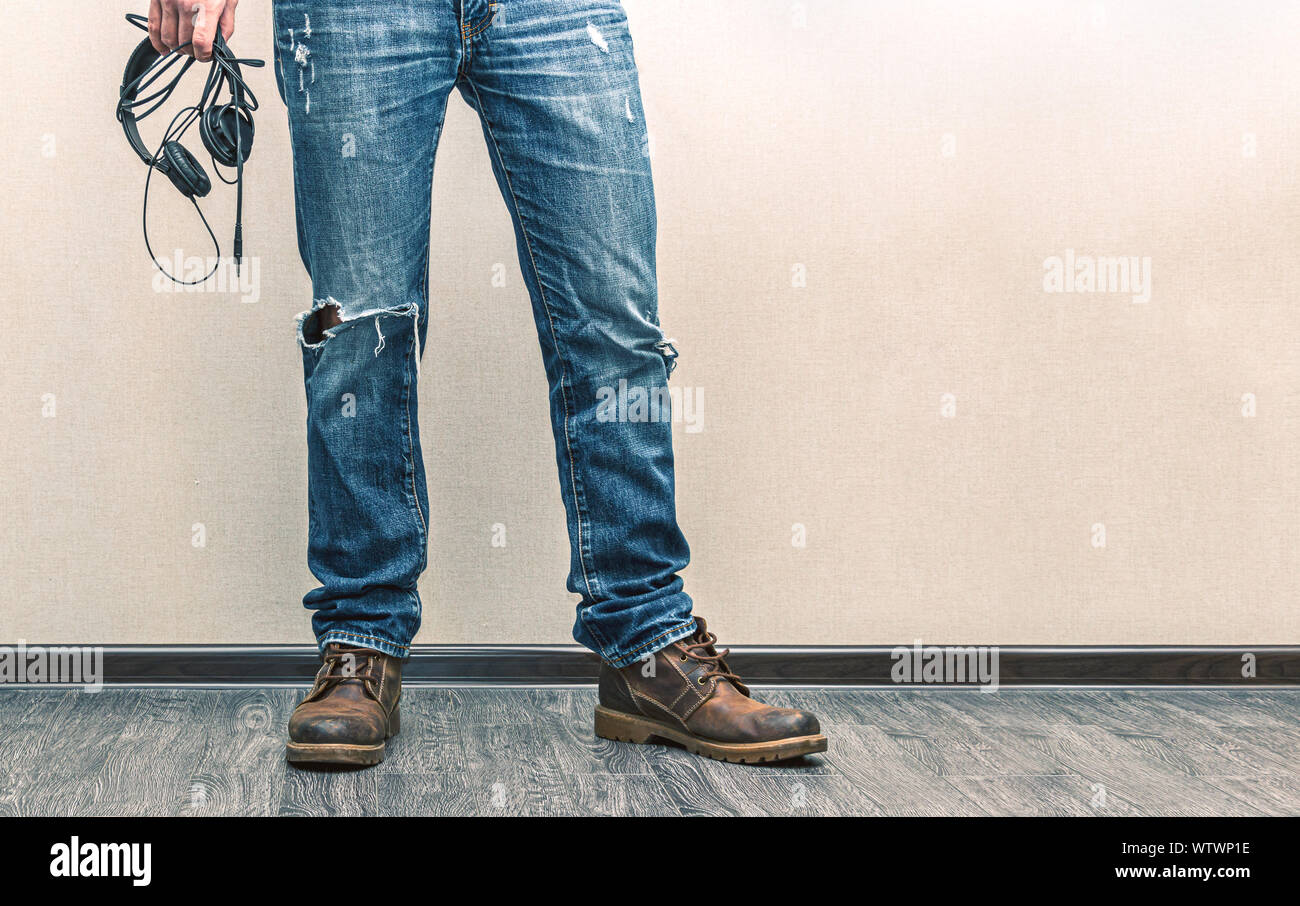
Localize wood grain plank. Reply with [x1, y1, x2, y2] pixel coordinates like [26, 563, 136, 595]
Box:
[82, 689, 220, 815]
[778, 689, 988, 733]
[445, 722, 581, 815]
[4, 688, 1298, 817]
[11, 690, 131, 774]
[1108, 726, 1296, 778]
[948, 775, 1142, 816]
[520, 689, 658, 775]
[443, 687, 538, 725]
[562, 773, 683, 817]
[374, 773, 513, 817]
[936, 689, 1153, 732]
[1010, 724, 1267, 816]
[1199, 775, 1300, 816]
[817, 724, 987, 815]
[636, 744, 883, 816]
[1202, 691, 1300, 733]
[181, 689, 296, 816]
[373, 688, 470, 775]
[279, 762, 381, 817]
[878, 722, 1070, 778]
[1080, 690, 1300, 735]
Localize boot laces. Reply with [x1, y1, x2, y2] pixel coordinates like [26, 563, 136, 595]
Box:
[680, 628, 742, 686]
[317, 647, 381, 699]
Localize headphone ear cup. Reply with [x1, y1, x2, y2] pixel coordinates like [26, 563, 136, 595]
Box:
[202, 105, 255, 166]
[161, 141, 211, 198]
[233, 108, 255, 161]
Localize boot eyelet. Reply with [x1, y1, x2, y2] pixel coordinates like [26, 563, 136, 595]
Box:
[679, 654, 688, 662]
[697, 677, 707, 685]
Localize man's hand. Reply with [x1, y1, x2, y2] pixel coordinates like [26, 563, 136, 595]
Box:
[149, 0, 239, 62]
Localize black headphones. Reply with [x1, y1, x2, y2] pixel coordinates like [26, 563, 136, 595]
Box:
[116, 13, 263, 283]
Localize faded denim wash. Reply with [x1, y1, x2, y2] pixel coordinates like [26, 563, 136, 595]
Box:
[272, 0, 696, 666]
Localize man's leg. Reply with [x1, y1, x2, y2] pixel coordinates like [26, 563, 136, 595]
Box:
[273, 0, 459, 763]
[274, 0, 459, 658]
[458, 1, 825, 763]
[458, 0, 697, 667]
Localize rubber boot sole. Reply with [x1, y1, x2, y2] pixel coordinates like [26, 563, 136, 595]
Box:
[286, 706, 400, 766]
[594, 705, 828, 764]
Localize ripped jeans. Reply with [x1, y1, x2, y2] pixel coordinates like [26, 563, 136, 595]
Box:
[273, 0, 696, 667]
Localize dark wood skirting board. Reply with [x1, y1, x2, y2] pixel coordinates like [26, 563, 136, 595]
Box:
[3, 645, 1298, 686]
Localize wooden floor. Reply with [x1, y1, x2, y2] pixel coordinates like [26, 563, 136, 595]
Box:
[0, 687, 1296, 816]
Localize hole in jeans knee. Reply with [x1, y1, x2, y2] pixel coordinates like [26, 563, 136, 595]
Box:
[655, 338, 679, 377]
[302, 301, 343, 345]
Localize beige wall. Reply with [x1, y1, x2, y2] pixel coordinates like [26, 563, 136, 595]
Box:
[1, 0, 1297, 646]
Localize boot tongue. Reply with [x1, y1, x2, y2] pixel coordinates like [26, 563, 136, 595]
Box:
[321, 645, 378, 687]
[681, 621, 751, 698]
[689, 635, 718, 660]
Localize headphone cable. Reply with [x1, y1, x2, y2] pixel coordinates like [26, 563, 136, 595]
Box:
[120, 14, 262, 284]
[142, 104, 221, 285]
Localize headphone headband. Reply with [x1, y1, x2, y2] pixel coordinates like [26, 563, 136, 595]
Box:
[116, 15, 250, 169]
[117, 36, 166, 166]
[116, 12, 263, 282]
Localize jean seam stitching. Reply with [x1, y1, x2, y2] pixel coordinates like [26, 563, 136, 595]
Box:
[321, 631, 410, 653]
[402, 316, 428, 549]
[400, 312, 427, 643]
[462, 3, 498, 39]
[463, 76, 607, 646]
[609, 618, 696, 667]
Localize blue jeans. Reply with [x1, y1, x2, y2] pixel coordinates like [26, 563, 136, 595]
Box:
[271, 0, 696, 667]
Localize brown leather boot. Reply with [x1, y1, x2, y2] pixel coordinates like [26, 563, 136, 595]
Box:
[595, 617, 827, 764]
[286, 644, 402, 766]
